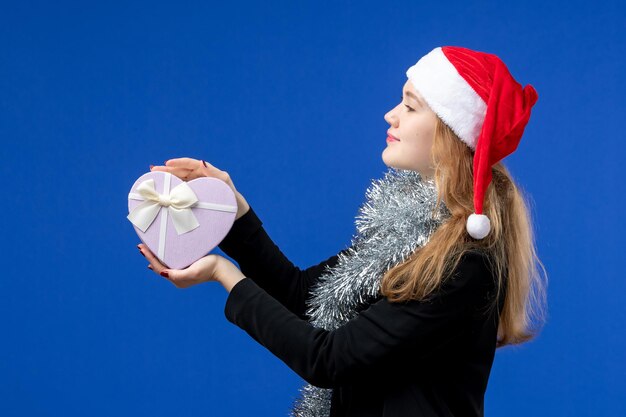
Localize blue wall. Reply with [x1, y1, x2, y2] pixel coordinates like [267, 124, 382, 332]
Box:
[1, 1, 623, 415]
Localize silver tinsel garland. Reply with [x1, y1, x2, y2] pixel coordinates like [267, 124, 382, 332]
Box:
[289, 167, 451, 417]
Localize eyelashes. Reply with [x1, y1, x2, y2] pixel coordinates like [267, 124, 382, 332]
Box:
[400, 96, 414, 112]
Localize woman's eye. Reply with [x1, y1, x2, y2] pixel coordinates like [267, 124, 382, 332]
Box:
[400, 96, 414, 111]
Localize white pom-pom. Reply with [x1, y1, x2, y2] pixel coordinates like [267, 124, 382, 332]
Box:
[466, 213, 490, 239]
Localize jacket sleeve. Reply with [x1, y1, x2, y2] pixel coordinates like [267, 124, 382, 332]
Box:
[218, 205, 352, 319]
[223, 251, 496, 389]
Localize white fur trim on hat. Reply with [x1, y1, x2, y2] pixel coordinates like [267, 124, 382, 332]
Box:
[466, 213, 491, 239]
[406, 47, 487, 150]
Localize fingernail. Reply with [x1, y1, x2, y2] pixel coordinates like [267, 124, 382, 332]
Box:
[138, 248, 146, 257]
[164, 160, 168, 166]
[202, 160, 207, 167]
[147, 265, 153, 270]
[160, 270, 169, 278]
[150, 164, 154, 170]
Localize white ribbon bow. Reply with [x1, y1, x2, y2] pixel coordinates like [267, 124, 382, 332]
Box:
[127, 173, 238, 262]
[127, 178, 200, 235]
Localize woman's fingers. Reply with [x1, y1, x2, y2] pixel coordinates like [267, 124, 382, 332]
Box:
[137, 243, 201, 288]
[149, 158, 233, 190]
[165, 157, 197, 167]
[150, 158, 208, 182]
[164, 267, 201, 288]
[166, 157, 223, 175]
[150, 164, 191, 172]
[150, 165, 192, 177]
[138, 244, 166, 272]
[174, 255, 219, 285]
[199, 159, 219, 170]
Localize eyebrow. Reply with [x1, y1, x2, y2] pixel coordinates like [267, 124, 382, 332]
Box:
[403, 89, 424, 106]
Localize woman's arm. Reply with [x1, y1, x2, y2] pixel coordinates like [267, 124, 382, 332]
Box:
[222, 251, 497, 389]
[218, 205, 351, 320]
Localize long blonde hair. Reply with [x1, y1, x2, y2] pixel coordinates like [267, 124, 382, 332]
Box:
[379, 117, 548, 347]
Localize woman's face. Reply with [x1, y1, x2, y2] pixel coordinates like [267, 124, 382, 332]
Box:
[383, 80, 438, 179]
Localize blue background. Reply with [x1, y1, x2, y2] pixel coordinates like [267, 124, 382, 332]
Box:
[1, 1, 623, 416]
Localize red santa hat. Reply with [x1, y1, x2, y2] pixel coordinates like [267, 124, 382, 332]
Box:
[406, 46, 539, 240]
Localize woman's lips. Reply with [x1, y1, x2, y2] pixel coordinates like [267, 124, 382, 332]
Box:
[386, 135, 400, 142]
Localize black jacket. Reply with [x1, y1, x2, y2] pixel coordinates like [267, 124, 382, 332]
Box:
[219, 206, 506, 417]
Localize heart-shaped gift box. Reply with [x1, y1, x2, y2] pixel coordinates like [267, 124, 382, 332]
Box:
[127, 171, 237, 269]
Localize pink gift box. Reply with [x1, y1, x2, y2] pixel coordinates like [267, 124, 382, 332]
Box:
[127, 171, 237, 269]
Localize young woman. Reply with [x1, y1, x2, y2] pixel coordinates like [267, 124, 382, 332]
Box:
[138, 46, 548, 417]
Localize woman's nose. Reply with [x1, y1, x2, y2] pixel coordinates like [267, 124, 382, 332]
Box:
[384, 111, 398, 127]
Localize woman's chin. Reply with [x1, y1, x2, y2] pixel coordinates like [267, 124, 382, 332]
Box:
[381, 148, 393, 166]
[381, 149, 399, 169]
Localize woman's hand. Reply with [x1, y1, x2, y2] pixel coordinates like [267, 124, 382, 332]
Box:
[138, 243, 246, 292]
[149, 157, 250, 220]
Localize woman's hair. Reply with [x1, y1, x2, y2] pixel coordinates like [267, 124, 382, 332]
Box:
[379, 117, 548, 348]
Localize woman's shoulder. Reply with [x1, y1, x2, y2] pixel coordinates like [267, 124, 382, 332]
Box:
[371, 249, 499, 315]
[460, 248, 493, 261]
[445, 249, 499, 294]
[453, 249, 505, 312]
[455, 248, 493, 269]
